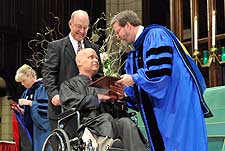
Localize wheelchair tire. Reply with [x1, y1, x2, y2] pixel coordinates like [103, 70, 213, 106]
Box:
[42, 128, 71, 151]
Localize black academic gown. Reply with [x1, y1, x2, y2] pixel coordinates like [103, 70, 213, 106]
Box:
[60, 75, 115, 138]
[60, 75, 148, 151]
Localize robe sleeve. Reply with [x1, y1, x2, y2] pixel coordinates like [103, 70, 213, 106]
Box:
[132, 28, 174, 100]
[60, 79, 100, 111]
[30, 85, 49, 130]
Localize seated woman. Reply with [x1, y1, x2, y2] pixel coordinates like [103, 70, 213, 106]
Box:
[60, 48, 147, 151]
[15, 64, 50, 151]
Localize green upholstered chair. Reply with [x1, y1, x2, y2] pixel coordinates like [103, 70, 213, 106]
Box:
[204, 86, 225, 151]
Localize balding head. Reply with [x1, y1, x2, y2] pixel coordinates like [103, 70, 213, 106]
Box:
[76, 48, 99, 78]
[69, 10, 89, 41]
[70, 10, 89, 22]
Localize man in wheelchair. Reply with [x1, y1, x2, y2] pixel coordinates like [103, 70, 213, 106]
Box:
[59, 48, 147, 151]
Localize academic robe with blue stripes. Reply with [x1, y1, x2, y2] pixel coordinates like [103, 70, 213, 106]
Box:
[124, 24, 211, 151]
[20, 80, 50, 151]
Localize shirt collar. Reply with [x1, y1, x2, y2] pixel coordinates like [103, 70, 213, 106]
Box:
[135, 25, 144, 41]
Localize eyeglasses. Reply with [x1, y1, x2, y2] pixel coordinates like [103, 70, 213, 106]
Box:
[73, 24, 89, 31]
[114, 26, 122, 36]
[114, 23, 128, 37]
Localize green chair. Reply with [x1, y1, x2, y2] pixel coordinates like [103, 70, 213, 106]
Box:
[204, 86, 225, 151]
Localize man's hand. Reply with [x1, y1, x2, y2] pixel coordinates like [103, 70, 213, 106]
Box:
[109, 84, 125, 100]
[97, 83, 125, 102]
[11, 102, 25, 114]
[116, 74, 135, 86]
[51, 95, 61, 106]
[97, 94, 111, 102]
[97, 92, 118, 102]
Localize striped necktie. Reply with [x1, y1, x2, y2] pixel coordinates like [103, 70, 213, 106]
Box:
[77, 41, 82, 52]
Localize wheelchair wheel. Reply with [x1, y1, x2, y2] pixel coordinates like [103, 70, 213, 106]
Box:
[42, 128, 71, 151]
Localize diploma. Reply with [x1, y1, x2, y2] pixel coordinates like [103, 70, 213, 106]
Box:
[194, 16, 198, 50]
[88, 76, 120, 89]
[212, 10, 216, 47]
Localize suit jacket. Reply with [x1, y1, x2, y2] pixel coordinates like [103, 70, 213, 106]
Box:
[42, 36, 103, 119]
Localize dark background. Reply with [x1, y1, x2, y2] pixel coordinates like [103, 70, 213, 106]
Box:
[0, 0, 106, 100]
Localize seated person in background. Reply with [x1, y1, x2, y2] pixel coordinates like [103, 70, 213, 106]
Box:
[15, 64, 50, 151]
[60, 48, 147, 151]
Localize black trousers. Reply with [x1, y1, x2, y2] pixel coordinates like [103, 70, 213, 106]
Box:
[49, 118, 58, 151]
[112, 117, 147, 151]
[49, 118, 58, 131]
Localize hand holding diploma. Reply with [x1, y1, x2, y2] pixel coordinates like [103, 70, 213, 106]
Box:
[116, 74, 135, 87]
[109, 83, 125, 100]
[11, 101, 24, 114]
[97, 84, 125, 102]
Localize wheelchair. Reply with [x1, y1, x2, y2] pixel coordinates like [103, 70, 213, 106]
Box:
[41, 107, 135, 151]
[41, 108, 85, 151]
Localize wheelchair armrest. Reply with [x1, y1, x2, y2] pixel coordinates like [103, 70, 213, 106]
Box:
[57, 108, 80, 127]
[58, 108, 76, 119]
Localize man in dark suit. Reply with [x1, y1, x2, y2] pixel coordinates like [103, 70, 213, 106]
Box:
[42, 10, 103, 131]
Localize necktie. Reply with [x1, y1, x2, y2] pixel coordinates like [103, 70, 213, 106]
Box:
[77, 41, 82, 52]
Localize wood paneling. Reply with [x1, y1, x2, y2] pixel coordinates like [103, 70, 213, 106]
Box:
[142, 0, 225, 87]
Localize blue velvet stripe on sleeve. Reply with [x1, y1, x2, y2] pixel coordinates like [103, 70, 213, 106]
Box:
[145, 46, 172, 79]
